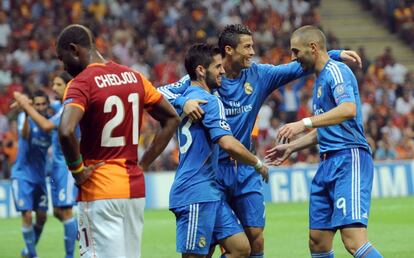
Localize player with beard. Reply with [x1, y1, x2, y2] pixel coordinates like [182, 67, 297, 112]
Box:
[170, 43, 268, 258]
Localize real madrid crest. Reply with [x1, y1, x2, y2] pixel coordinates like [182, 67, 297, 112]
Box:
[244, 82, 253, 94]
[317, 85, 322, 98]
[198, 236, 206, 248]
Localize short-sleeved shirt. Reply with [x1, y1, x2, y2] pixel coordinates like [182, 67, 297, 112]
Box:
[169, 86, 232, 209]
[312, 59, 370, 153]
[63, 61, 163, 201]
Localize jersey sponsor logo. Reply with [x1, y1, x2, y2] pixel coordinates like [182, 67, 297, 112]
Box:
[317, 85, 322, 98]
[220, 120, 231, 131]
[18, 199, 24, 207]
[244, 82, 253, 94]
[225, 100, 253, 116]
[94, 71, 138, 88]
[335, 84, 345, 95]
[198, 236, 206, 248]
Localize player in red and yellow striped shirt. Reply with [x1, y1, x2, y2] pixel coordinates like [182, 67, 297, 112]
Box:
[56, 24, 179, 258]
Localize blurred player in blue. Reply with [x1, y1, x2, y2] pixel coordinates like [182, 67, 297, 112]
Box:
[11, 90, 52, 258]
[13, 72, 78, 258]
[266, 25, 382, 258]
[170, 43, 269, 258]
[159, 24, 362, 257]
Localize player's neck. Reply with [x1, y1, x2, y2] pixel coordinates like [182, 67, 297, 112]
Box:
[314, 52, 330, 77]
[89, 50, 106, 64]
[191, 80, 211, 93]
[223, 58, 241, 79]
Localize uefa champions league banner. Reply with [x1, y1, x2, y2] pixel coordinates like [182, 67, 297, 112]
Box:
[0, 160, 414, 217]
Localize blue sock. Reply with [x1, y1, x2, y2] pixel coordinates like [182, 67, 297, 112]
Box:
[354, 242, 383, 258]
[22, 226, 37, 257]
[311, 250, 334, 258]
[33, 223, 44, 244]
[250, 253, 264, 258]
[63, 218, 78, 258]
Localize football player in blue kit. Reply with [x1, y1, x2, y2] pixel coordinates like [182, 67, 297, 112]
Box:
[13, 72, 78, 258]
[266, 25, 382, 258]
[159, 24, 362, 257]
[11, 90, 52, 258]
[170, 43, 268, 258]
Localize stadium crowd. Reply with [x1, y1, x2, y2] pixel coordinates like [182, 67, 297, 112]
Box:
[0, 0, 413, 175]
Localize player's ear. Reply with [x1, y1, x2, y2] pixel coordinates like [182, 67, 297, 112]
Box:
[224, 45, 233, 56]
[195, 65, 205, 79]
[69, 43, 81, 59]
[309, 42, 318, 54]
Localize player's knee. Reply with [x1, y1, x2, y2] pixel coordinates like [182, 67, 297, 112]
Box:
[309, 234, 329, 252]
[232, 243, 251, 258]
[22, 211, 33, 226]
[341, 236, 361, 255]
[245, 228, 264, 253]
[53, 208, 63, 221]
[36, 212, 47, 225]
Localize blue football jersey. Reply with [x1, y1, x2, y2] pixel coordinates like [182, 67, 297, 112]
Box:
[11, 113, 52, 183]
[169, 86, 232, 209]
[312, 59, 370, 153]
[158, 51, 343, 161]
[11, 113, 30, 179]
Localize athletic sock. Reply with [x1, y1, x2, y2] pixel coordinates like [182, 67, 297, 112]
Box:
[22, 226, 37, 257]
[354, 242, 383, 258]
[63, 217, 77, 258]
[311, 250, 334, 258]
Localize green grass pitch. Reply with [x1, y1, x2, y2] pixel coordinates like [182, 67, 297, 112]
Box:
[0, 197, 413, 257]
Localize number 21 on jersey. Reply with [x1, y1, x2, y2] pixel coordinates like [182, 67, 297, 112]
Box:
[101, 93, 139, 147]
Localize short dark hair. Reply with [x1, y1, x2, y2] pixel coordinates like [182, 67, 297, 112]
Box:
[33, 90, 50, 104]
[184, 43, 221, 80]
[218, 24, 252, 56]
[57, 71, 73, 84]
[56, 24, 95, 51]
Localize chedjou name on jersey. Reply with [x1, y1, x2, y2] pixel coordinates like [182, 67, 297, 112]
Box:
[94, 72, 138, 88]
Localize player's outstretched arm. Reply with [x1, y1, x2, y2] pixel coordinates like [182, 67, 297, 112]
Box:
[139, 98, 180, 170]
[218, 135, 269, 183]
[13, 92, 55, 132]
[276, 102, 356, 143]
[266, 129, 318, 166]
[260, 50, 361, 96]
[304, 102, 356, 128]
[21, 113, 30, 140]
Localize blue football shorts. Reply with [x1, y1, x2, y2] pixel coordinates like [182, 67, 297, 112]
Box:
[171, 199, 243, 255]
[310, 148, 373, 230]
[50, 167, 78, 207]
[11, 178, 48, 212]
[217, 160, 265, 228]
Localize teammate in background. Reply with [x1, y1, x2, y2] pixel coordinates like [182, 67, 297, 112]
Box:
[266, 25, 382, 258]
[13, 71, 78, 258]
[170, 43, 268, 258]
[56, 24, 179, 258]
[158, 24, 362, 257]
[11, 90, 52, 258]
